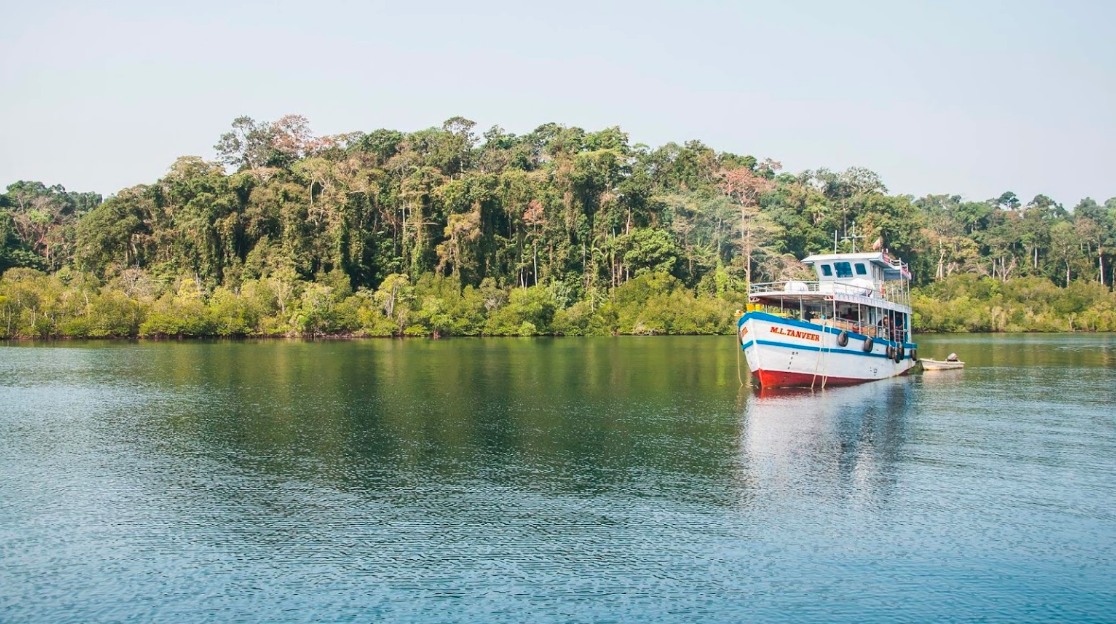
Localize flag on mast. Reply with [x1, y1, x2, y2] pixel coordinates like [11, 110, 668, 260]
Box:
[871, 236, 883, 251]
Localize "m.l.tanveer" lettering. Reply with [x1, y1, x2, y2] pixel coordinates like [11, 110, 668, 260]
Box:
[770, 326, 820, 342]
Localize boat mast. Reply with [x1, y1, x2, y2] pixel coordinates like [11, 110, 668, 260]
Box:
[842, 221, 863, 253]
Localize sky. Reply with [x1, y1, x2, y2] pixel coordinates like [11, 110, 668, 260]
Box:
[1, 0, 1114, 206]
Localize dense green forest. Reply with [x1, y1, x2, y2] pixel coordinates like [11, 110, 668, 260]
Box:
[2, 115, 1115, 339]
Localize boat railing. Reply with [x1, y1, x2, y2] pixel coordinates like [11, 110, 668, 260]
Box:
[825, 318, 877, 338]
[750, 280, 876, 297]
[824, 318, 913, 342]
[749, 280, 910, 307]
[881, 281, 910, 307]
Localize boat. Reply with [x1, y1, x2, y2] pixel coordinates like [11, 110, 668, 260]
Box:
[920, 358, 964, 371]
[736, 251, 917, 388]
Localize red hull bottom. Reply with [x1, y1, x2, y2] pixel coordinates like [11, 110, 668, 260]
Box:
[752, 368, 908, 388]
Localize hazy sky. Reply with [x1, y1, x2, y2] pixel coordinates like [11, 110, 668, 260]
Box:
[2, 0, 1114, 206]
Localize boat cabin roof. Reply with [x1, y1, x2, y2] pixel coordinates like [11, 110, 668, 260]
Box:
[801, 251, 910, 281]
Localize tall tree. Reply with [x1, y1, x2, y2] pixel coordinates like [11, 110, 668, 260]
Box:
[717, 164, 776, 285]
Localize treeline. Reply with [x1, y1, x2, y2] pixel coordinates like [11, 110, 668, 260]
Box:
[6, 265, 1113, 339]
[914, 275, 1116, 333]
[0, 268, 733, 339]
[1, 114, 1115, 339]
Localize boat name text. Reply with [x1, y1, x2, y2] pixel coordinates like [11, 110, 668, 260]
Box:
[770, 326, 820, 342]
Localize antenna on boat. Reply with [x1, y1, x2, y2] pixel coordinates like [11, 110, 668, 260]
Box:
[842, 221, 864, 253]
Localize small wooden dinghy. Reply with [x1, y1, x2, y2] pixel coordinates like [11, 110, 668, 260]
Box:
[921, 358, 964, 371]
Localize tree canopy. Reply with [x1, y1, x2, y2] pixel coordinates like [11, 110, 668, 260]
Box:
[2, 115, 1114, 338]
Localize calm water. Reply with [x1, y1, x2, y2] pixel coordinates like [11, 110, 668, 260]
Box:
[1, 335, 1114, 622]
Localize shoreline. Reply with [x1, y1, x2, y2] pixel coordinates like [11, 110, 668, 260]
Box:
[3, 328, 1113, 343]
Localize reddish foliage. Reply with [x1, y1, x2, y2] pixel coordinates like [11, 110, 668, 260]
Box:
[718, 167, 774, 206]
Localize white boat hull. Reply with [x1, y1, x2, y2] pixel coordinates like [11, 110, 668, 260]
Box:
[738, 312, 916, 388]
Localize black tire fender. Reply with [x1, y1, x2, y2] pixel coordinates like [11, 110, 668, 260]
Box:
[837, 330, 849, 347]
[862, 337, 874, 352]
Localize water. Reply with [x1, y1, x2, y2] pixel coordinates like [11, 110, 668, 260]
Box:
[1, 335, 1114, 622]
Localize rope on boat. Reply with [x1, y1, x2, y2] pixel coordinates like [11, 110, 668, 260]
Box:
[813, 298, 836, 391]
[821, 344, 830, 390]
[811, 318, 831, 391]
[736, 334, 743, 387]
[810, 325, 823, 391]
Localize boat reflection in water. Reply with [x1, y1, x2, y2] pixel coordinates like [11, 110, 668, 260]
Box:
[739, 378, 914, 504]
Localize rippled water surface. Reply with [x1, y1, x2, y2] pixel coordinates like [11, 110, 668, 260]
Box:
[2, 335, 1114, 622]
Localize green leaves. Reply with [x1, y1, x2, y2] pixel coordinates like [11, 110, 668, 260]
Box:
[914, 275, 1116, 332]
[5, 113, 1116, 339]
[617, 228, 678, 277]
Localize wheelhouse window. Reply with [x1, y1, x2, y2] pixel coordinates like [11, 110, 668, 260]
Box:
[834, 262, 853, 278]
[821, 264, 833, 277]
[855, 263, 867, 275]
